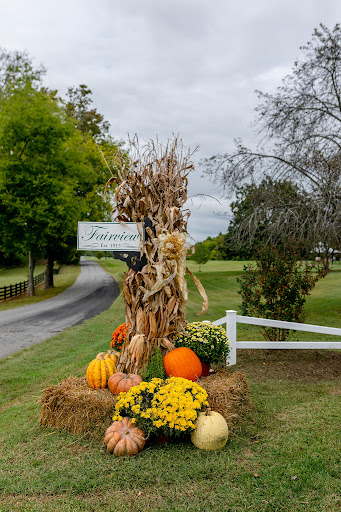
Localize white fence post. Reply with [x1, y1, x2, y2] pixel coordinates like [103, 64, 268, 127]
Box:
[226, 310, 237, 366]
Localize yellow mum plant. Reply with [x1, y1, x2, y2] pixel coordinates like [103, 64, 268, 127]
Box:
[112, 377, 208, 438]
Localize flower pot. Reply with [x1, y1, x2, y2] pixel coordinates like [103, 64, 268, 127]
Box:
[156, 434, 170, 444]
[201, 361, 210, 377]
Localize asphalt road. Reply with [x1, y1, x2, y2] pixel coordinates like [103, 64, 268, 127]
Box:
[0, 260, 119, 359]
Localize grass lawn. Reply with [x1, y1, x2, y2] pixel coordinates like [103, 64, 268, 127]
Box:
[0, 260, 340, 511]
[0, 265, 46, 286]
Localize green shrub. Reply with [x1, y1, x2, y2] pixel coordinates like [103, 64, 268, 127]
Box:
[237, 241, 328, 341]
[141, 346, 166, 381]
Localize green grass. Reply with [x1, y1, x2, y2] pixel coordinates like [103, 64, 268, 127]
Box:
[186, 259, 253, 273]
[0, 260, 340, 511]
[0, 265, 46, 286]
[0, 265, 81, 311]
[185, 261, 341, 342]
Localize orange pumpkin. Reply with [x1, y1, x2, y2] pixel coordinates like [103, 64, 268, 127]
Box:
[163, 347, 202, 381]
[108, 372, 142, 395]
[104, 417, 146, 456]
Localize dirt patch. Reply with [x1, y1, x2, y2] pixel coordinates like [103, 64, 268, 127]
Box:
[233, 349, 341, 382]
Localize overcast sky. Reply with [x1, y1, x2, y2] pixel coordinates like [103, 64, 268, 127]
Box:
[1, 0, 341, 241]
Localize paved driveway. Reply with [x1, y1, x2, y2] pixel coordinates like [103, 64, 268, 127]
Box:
[0, 260, 119, 358]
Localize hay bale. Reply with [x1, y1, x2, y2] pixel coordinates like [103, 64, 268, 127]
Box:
[198, 370, 251, 431]
[39, 376, 116, 438]
[40, 372, 251, 439]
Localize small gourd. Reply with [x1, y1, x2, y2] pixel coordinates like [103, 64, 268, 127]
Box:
[191, 409, 229, 450]
[96, 350, 120, 366]
[104, 417, 146, 456]
[86, 354, 116, 389]
[163, 347, 202, 382]
[108, 372, 142, 395]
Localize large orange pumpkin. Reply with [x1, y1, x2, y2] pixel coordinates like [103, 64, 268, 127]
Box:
[108, 372, 142, 395]
[104, 417, 146, 456]
[163, 347, 202, 381]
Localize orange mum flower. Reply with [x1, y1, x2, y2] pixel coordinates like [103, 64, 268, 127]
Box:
[110, 323, 130, 350]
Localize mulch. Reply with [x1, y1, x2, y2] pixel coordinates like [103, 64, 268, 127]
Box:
[234, 349, 341, 382]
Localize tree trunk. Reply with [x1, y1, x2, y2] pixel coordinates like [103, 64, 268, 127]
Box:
[27, 251, 36, 296]
[323, 251, 330, 270]
[44, 254, 55, 289]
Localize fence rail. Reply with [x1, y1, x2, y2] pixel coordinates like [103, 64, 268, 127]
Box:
[212, 310, 341, 366]
[0, 272, 45, 301]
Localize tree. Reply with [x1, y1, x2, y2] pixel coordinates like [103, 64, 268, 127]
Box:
[237, 241, 327, 341]
[0, 47, 45, 99]
[224, 177, 313, 257]
[194, 234, 230, 260]
[0, 84, 81, 293]
[64, 84, 110, 141]
[0, 77, 117, 293]
[0, 50, 121, 292]
[191, 242, 211, 271]
[203, 24, 341, 264]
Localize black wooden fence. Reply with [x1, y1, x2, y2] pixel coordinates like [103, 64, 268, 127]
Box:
[0, 272, 45, 301]
[0, 265, 61, 301]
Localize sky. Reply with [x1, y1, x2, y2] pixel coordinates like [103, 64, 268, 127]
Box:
[1, 0, 341, 241]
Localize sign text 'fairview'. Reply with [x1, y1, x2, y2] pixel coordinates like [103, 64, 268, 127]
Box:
[77, 222, 140, 251]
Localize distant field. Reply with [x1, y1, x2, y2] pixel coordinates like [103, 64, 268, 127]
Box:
[0, 265, 46, 287]
[186, 259, 253, 273]
[98, 257, 341, 341]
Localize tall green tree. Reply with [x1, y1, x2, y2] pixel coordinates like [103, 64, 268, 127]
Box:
[0, 84, 79, 293]
[0, 50, 121, 292]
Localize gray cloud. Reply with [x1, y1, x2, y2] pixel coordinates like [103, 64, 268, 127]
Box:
[1, 0, 340, 241]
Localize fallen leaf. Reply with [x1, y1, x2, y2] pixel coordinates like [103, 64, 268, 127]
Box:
[291, 475, 298, 481]
[254, 473, 260, 478]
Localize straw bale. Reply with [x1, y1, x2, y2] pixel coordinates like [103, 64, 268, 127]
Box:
[39, 376, 116, 438]
[198, 370, 251, 431]
[39, 372, 251, 439]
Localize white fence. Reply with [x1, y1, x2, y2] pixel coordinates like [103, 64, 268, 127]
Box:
[211, 310, 341, 366]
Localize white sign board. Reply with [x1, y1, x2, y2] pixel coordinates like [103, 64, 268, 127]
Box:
[77, 222, 141, 251]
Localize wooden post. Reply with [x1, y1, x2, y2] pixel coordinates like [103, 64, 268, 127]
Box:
[225, 310, 237, 366]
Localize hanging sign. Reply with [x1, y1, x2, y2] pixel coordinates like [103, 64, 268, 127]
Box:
[77, 222, 141, 252]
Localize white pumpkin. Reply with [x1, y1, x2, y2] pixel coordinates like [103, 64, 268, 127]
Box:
[191, 409, 229, 450]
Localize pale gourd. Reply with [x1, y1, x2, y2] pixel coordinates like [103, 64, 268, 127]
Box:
[191, 409, 229, 450]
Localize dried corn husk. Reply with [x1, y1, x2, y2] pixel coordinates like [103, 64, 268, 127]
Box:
[106, 136, 208, 374]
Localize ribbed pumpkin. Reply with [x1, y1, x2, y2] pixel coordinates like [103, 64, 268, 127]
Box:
[104, 417, 146, 456]
[163, 347, 202, 381]
[108, 372, 142, 395]
[96, 350, 120, 366]
[86, 354, 116, 389]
